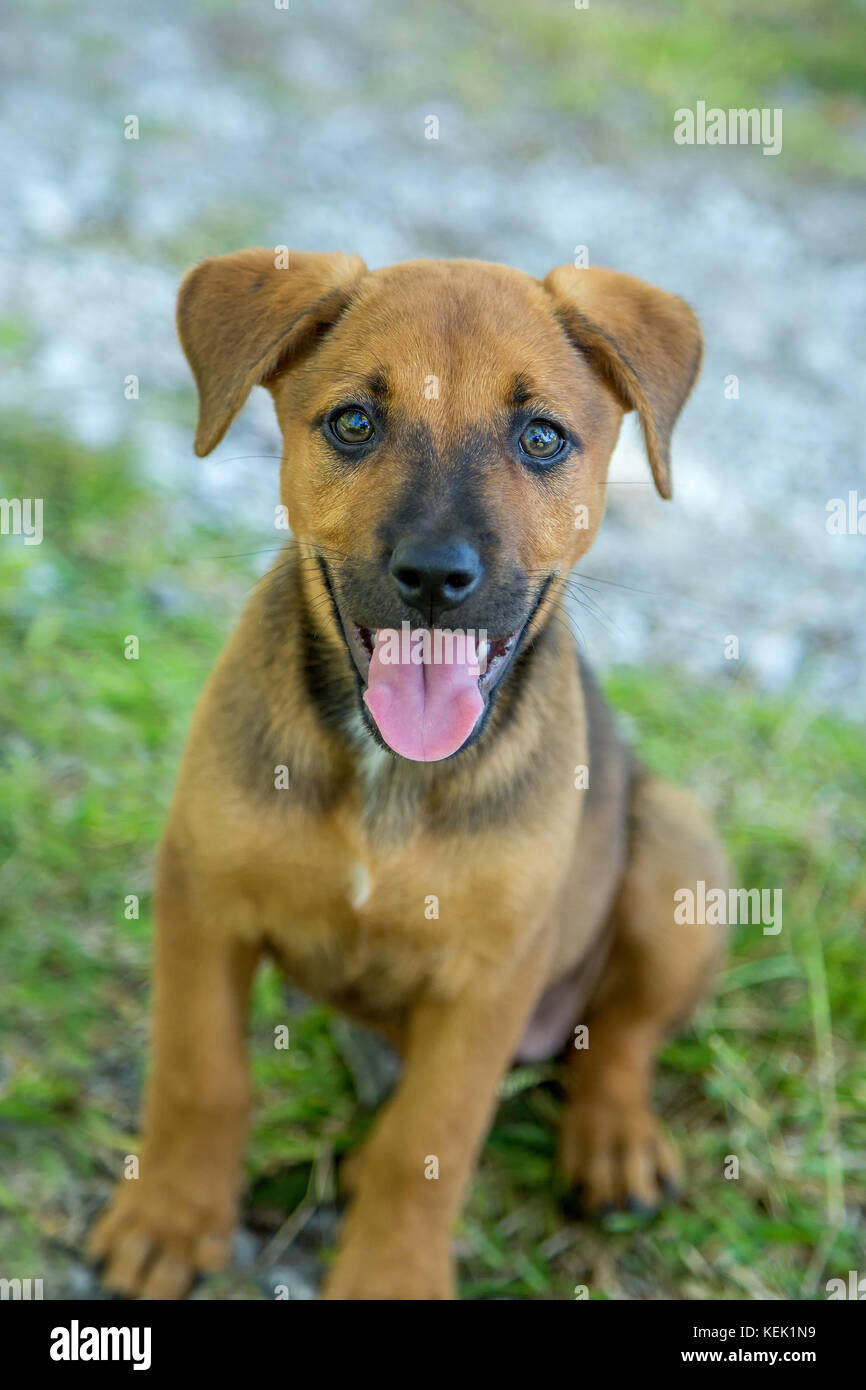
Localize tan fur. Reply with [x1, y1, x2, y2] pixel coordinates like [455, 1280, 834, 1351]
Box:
[88, 250, 727, 1300]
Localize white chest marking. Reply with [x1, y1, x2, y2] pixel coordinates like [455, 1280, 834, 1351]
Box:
[349, 860, 373, 910]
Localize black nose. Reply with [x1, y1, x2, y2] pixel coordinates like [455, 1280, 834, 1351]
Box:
[390, 536, 483, 619]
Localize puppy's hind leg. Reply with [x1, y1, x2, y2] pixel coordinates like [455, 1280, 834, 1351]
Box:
[559, 775, 729, 1214]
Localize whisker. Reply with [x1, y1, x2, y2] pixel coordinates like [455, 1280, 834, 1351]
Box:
[204, 454, 289, 464]
[567, 592, 619, 638]
[206, 546, 289, 560]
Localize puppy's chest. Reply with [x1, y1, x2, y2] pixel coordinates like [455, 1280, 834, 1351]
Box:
[259, 820, 531, 1022]
[265, 855, 453, 1016]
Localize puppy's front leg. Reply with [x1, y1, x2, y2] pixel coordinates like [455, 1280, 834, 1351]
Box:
[88, 840, 259, 1298]
[323, 928, 552, 1300]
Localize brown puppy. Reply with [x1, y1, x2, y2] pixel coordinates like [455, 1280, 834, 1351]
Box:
[88, 250, 729, 1300]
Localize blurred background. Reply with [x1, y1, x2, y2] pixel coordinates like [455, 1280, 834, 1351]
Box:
[0, 0, 864, 1299]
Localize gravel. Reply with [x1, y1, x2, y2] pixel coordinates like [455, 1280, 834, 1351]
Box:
[2, 2, 863, 706]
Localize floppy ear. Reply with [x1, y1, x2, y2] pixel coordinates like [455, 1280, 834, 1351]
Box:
[542, 265, 702, 499]
[177, 247, 368, 456]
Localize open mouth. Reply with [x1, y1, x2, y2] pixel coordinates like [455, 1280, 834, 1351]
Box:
[316, 556, 552, 764]
[340, 619, 530, 763]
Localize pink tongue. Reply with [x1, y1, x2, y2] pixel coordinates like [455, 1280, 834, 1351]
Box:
[363, 629, 485, 762]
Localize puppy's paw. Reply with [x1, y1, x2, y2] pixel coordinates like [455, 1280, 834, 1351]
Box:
[558, 1097, 682, 1217]
[87, 1176, 236, 1299]
[322, 1232, 455, 1300]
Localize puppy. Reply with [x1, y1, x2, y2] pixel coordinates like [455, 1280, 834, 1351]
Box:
[89, 250, 729, 1299]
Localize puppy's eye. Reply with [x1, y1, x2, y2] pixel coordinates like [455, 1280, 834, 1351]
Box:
[518, 419, 566, 462]
[330, 406, 374, 446]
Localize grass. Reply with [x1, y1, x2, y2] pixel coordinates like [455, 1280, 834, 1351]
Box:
[458, 0, 866, 176]
[0, 416, 864, 1299]
[319, 0, 866, 178]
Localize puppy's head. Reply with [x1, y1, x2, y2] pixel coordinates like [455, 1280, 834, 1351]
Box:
[178, 250, 701, 762]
